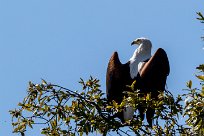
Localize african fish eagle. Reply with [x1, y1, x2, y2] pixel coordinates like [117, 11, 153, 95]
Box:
[106, 37, 170, 126]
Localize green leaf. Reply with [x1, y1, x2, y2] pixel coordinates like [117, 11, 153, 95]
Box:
[18, 103, 24, 107]
[200, 89, 204, 97]
[65, 117, 70, 123]
[40, 97, 47, 107]
[35, 84, 41, 91]
[196, 75, 204, 81]
[187, 80, 192, 89]
[146, 93, 151, 101]
[38, 91, 43, 102]
[12, 122, 18, 127]
[106, 106, 112, 109]
[80, 132, 83, 136]
[196, 64, 204, 71]
[58, 115, 61, 122]
[197, 12, 204, 22]
[51, 120, 57, 128]
[128, 80, 136, 91]
[41, 79, 47, 85]
[28, 121, 33, 129]
[29, 81, 34, 87]
[112, 100, 118, 109]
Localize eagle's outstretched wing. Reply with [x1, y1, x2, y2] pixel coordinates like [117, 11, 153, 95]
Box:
[139, 48, 170, 90]
[106, 52, 131, 121]
[138, 48, 170, 126]
[106, 52, 123, 103]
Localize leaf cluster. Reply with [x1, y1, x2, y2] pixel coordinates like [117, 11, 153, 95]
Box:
[183, 65, 204, 135]
[10, 76, 187, 136]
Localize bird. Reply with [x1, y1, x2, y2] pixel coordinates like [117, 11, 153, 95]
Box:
[106, 37, 170, 126]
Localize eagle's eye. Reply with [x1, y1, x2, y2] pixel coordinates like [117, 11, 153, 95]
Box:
[137, 39, 141, 43]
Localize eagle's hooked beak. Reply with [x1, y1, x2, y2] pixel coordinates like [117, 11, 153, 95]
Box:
[131, 40, 139, 46]
[131, 41, 135, 46]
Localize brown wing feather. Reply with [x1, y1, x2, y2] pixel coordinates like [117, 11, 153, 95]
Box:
[139, 48, 170, 93]
[106, 52, 133, 122]
[106, 52, 123, 103]
[137, 48, 170, 127]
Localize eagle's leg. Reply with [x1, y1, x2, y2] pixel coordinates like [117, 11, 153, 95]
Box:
[117, 112, 125, 123]
[138, 106, 145, 121]
[146, 107, 155, 127]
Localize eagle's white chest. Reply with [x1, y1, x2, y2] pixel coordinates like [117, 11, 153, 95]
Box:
[129, 45, 151, 79]
[129, 61, 144, 79]
[123, 39, 152, 121]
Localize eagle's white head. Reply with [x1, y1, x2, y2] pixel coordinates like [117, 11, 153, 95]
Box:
[131, 37, 152, 52]
[129, 37, 152, 79]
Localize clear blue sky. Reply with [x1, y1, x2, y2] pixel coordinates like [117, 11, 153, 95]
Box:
[0, 0, 204, 135]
